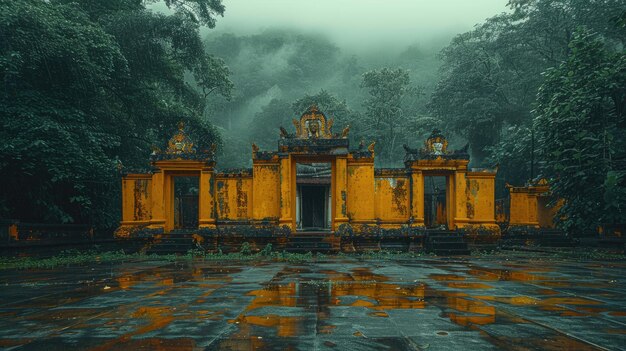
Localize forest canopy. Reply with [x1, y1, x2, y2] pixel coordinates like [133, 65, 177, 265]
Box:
[0, 0, 231, 227]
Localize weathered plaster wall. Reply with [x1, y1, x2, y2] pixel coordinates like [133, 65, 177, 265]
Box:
[252, 163, 281, 220]
[509, 192, 538, 226]
[374, 174, 410, 226]
[121, 174, 152, 223]
[346, 162, 375, 222]
[465, 173, 496, 225]
[216, 176, 252, 220]
[508, 183, 558, 229]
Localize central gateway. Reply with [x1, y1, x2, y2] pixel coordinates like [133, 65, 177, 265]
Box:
[296, 163, 331, 231]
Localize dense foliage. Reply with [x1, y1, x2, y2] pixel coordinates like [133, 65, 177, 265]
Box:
[431, 0, 625, 229]
[0, 0, 231, 227]
[534, 29, 626, 233]
[431, 0, 624, 173]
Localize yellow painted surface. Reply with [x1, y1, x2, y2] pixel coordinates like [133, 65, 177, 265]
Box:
[453, 171, 468, 228]
[149, 170, 166, 230]
[410, 171, 424, 225]
[465, 172, 497, 225]
[347, 161, 375, 223]
[199, 170, 215, 228]
[117, 123, 505, 235]
[8, 224, 18, 241]
[333, 157, 349, 230]
[508, 184, 551, 227]
[279, 157, 293, 228]
[121, 174, 152, 225]
[374, 176, 410, 224]
[119, 155, 502, 234]
[509, 192, 537, 226]
[215, 176, 252, 220]
[252, 162, 280, 220]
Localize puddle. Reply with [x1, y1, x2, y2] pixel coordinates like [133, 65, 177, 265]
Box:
[1, 258, 623, 350]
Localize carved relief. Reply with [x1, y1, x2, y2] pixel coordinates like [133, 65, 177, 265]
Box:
[166, 121, 196, 154]
[292, 105, 335, 139]
[423, 129, 449, 156]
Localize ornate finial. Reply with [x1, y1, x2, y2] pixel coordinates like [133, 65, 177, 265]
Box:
[252, 143, 259, 153]
[177, 121, 184, 131]
[279, 126, 289, 138]
[326, 118, 334, 135]
[309, 104, 319, 113]
[403, 144, 417, 154]
[368, 142, 376, 153]
[341, 125, 350, 138]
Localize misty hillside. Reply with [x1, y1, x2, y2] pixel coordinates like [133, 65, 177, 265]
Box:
[203, 29, 444, 168]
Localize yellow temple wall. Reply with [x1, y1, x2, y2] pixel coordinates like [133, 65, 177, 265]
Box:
[508, 184, 562, 229]
[346, 161, 375, 224]
[374, 174, 411, 226]
[509, 191, 539, 226]
[116, 120, 506, 238]
[252, 162, 281, 220]
[121, 174, 152, 225]
[215, 176, 253, 221]
[465, 172, 496, 225]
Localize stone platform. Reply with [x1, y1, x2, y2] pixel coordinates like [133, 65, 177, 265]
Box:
[0, 252, 625, 350]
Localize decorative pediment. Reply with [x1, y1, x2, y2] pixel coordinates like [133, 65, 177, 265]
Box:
[403, 129, 470, 164]
[166, 121, 196, 154]
[292, 105, 334, 139]
[150, 121, 215, 162]
[422, 129, 449, 156]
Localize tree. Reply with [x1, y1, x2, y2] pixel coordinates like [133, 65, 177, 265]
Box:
[430, 0, 624, 168]
[534, 29, 626, 233]
[248, 99, 293, 149]
[0, 0, 128, 224]
[292, 90, 353, 121]
[361, 68, 410, 162]
[0, 0, 231, 227]
[203, 29, 341, 130]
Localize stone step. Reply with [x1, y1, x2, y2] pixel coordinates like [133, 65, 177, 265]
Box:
[425, 231, 469, 256]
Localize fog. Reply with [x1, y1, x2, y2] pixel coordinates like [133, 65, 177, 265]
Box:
[152, 0, 512, 168]
[209, 0, 509, 53]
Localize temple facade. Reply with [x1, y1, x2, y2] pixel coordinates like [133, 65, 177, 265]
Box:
[115, 106, 500, 241]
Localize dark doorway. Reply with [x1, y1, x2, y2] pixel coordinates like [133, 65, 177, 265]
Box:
[300, 185, 327, 229]
[296, 162, 331, 231]
[424, 176, 447, 228]
[174, 176, 199, 229]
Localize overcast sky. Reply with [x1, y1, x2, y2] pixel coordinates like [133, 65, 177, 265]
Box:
[207, 0, 510, 51]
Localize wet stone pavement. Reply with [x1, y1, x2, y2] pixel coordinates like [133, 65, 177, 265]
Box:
[0, 253, 625, 350]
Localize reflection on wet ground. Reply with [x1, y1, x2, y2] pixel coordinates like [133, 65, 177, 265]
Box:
[0, 253, 625, 350]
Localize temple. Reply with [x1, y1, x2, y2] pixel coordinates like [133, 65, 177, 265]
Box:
[116, 106, 500, 247]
